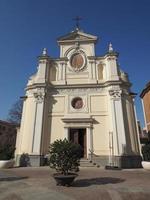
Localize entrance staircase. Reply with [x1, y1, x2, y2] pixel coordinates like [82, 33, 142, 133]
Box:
[80, 159, 97, 167]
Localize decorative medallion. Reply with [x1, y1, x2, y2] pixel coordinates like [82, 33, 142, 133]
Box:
[71, 97, 83, 109]
[69, 50, 86, 72]
[70, 53, 84, 69]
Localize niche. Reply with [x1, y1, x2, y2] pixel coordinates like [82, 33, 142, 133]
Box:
[98, 64, 104, 80]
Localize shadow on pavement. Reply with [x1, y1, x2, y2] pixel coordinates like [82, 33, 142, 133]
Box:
[0, 176, 28, 182]
[73, 177, 125, 187]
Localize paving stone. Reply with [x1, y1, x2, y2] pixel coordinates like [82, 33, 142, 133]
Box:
[0, 167, 150, 200]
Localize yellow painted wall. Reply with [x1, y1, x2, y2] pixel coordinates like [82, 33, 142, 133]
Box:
[92, 115, 109, 155]
[49, 116, 64, 143]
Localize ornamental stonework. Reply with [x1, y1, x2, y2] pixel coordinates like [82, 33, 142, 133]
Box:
[34, 88, 45, 103]
[70, 53, 84, 69]
[48, 87, 105, 95]
[71, 97, 83, 109]
[109, 90, 122, 98]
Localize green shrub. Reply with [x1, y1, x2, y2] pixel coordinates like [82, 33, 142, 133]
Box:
[49, 139, 82, 175]
[19, 153, 30, 167]
[0, 143, 15, 160]
[142, 144, 150, 161]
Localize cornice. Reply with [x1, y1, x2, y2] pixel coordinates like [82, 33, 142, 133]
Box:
[87, 52, 119, 61]
[36, 52, 118, 63]
[57, 29, 98, 45]
[105, 51, 119, 57]
[26, 83, 47, 91]
[25, 78, 132, 92]
[58, 39, 97, 45]
[52, 57, 69, 62]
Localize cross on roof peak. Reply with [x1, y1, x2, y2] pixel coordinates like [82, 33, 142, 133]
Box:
[73, 16, 82, 30]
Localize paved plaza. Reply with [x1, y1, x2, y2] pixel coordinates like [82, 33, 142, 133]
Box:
[0, 167, 150, 200]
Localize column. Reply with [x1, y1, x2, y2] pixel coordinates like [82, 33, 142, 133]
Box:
[86, 127, 93, 158]
[64, 127, 69, 140]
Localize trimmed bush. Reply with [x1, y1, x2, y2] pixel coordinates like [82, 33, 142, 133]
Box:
[49, 139, 82, 175]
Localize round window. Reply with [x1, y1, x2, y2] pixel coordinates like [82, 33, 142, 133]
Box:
[71, 97, 83, 109]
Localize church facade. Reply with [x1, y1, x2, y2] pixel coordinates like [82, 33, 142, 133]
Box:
[15, 28, 141, 168]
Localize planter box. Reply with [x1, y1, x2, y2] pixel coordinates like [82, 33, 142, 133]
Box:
[141, 161, 150, 170]
[0, 160, 15, 169]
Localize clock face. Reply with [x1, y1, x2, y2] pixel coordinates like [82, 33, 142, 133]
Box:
[70, 53, 84, 69]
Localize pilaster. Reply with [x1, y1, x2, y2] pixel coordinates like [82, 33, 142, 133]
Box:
[89, 60, 97, 83]
[109, 89, 126, 155]
[64, 127, 69, 140]
[35, 54, 49, 84]
[106, 55, 119, 81]
[86, 127, 93, 158]
[57, 61, 66, 84]
[32, 88, 45, 154]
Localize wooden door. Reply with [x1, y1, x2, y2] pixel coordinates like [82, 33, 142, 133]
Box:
[70, 129, 79, 144]
[69, 128, 86, 158]
[73, 130, 79, 144]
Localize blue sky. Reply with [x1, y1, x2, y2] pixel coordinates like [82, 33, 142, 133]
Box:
[0, 0, 150, 127]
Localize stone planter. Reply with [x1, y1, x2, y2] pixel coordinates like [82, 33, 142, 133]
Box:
[0, 159, 15, 169]
[53, 173, 78, 186]
[141, 161, 150, 170]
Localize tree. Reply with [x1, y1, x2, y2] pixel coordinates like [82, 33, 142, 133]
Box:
[7, 99, 23, 125]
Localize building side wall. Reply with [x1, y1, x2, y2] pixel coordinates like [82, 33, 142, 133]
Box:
[143, 90, 150, 131]
[18, 96, 36, 154]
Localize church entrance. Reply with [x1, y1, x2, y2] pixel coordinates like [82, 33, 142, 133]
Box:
[69, 128, 86, 158]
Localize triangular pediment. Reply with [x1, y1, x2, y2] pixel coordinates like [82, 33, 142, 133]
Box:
[57, 29, 98, 44]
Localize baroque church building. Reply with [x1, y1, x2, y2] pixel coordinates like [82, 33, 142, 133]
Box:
[16, 27, 141, 168]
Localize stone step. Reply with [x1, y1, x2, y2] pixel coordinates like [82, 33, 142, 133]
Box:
[80, 159, 97, 167]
